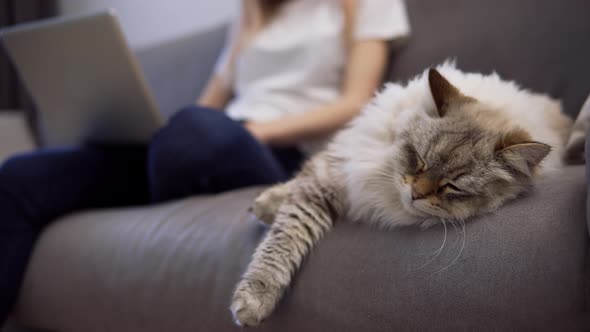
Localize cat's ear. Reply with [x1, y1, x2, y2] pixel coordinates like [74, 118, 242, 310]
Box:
[495, 129, 551, 176]
[428, 68, 468, 117]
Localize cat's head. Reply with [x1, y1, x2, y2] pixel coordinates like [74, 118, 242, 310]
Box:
[393, 69, 551, 221]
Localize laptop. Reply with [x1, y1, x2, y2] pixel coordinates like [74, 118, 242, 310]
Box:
[0, 9, 165, 146]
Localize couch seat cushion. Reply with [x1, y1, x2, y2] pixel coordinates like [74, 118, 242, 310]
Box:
[16, 166, 587, 331]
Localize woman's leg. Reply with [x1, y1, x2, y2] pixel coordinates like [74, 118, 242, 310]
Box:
[0, 144, 148, 323]
[149, 105, 292, 202]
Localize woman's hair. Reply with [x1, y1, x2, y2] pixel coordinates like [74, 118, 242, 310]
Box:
[257, 0, 293, 22]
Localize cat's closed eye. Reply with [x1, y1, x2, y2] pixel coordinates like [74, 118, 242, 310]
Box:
[444, 183, 462, 192]
[442, 182, 475, 201]
[439, 180, 467, 196]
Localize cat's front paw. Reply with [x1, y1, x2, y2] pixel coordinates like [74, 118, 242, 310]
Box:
[230, 278, 281, 327]
[250, 183, 290, 225]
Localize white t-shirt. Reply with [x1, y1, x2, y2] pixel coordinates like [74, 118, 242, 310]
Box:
[215, 0, 411, 152]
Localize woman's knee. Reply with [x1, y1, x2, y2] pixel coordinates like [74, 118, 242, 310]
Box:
[0, 153, 38, 192]
[148, 105, 288, 199]
[149, 105, 251, 175]
[166, 105, 227, 132]
[0, 153, 44, 224]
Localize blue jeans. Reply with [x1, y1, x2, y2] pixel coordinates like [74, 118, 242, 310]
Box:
[0, 106, 303, 322]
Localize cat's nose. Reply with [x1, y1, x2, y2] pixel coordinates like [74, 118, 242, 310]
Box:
[412, 176, 435, 200]
[411, 189, 424, 200]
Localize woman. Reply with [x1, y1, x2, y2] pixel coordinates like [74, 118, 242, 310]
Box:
[0, 0, 410, 323]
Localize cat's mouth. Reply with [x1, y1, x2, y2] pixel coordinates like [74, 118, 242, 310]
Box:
[412, 199, 448, 218]
[399, 187, 430, 217]
[400, 186, 448, 218]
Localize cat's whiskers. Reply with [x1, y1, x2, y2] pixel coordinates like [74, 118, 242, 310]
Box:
[447, 218, 461, 248]
[412, 217, 447, 270]
[432, 217, 466, 275]
[478, 180, 493, 198]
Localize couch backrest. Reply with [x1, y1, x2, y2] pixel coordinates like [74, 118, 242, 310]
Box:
[389, 0, 590, 117]
[135, 25, 227, 118]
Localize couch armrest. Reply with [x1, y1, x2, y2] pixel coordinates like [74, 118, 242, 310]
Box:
[134, 24, 227, 119]
[0, 112, 34, 163]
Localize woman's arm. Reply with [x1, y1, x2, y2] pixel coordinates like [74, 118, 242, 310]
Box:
[197, 75, 233, 109]
[197, 1, 255, 109]
[246, 39, 389, 146]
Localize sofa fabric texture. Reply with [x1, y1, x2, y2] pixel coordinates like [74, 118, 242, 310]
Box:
[8, 0, 590, 331]
[15, 168, 588, 331]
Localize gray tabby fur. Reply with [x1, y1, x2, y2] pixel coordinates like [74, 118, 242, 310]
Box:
[230, 64, 571, 326]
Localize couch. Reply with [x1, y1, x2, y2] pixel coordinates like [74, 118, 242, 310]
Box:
[4, 0, 590, 331]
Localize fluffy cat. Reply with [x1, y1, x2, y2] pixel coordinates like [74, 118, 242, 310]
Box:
[230, 63, 572, 326]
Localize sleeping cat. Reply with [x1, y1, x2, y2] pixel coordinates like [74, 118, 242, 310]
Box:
[230, 63, 572, 326]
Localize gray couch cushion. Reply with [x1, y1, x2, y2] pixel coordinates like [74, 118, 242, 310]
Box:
[15, 166, 587, 331]
[389, 0, 590, 118]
